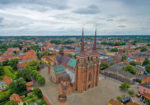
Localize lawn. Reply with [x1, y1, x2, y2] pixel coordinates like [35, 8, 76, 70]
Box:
[0, 66, 17, 80]
[0, 89, 11, 104]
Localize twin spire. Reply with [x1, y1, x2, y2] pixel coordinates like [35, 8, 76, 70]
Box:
[80, 28, 97, 53]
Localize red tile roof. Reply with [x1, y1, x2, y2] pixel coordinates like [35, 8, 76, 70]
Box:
[26, 81, 33, 87]
[3, 76, 12, 85]
[10, 94, 22, 103]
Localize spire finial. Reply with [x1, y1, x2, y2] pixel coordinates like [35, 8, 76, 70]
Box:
[93, 26, 97, 51]
[81, 27, 84, 52]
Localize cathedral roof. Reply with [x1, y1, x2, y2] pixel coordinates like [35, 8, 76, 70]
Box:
[56, 54, 70, 64]
[54, 65, 65, 74]
[67, 58, 76, 68]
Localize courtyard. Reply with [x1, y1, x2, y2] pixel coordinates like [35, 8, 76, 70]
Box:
[39, 67, 144, 105]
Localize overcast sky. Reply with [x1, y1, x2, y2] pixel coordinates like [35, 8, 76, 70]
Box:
[0, 0, 150, 36]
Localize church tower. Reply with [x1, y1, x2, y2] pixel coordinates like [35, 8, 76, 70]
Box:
[76, 28, 89, 92]
[76, 28, 100, 93]
[89, 28, 100, 87]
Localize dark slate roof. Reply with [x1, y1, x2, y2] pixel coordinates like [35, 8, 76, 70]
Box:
[141, 82, 150, 89]
[104, 63, 134, 78]
[137, 74, 150, 80]
[56, 54, 70, 64]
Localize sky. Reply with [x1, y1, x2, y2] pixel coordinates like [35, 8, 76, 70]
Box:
[0, 0, 150, 36]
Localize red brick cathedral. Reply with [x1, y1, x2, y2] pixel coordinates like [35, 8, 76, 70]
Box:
[76, 28, 100, 92]
[57, 28, 100, 97]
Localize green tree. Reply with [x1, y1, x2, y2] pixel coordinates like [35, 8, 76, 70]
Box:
[31, 45, 40, 51]
[33, 88, 43, 98]
[37, 76, 45, 86]
[143, 58, 149, 66]
[25, 60, 40, 71]
[0, 65, 4, 76]
[16, 69, 31, 82]
[123, 65, 136, 75]
[130, 61, 136, 66]
[147, 100, 150, 105]
[120, 82, 130, 91]
[8, 58, 19, 70]
[100, 62, 108, 70]
[123, 55, 127, 60]
[111, 48, 118, 52]
[9, 78, 26, 95]
[140, 46, 147, 52]
[5, 100, 18, 105]
[146, 64, 150, 73]
[128, 89, 135, 96]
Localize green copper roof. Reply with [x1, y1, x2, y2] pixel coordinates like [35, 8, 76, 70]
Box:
[54, 65, 65, 74]
[67, 58, 76, 68]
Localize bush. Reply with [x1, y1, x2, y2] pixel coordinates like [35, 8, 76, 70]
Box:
[128, 89, 135, 96]
[37, 76, 45, 86]
[123, 65, 136, 75]
[33, 88, 43, 98]
[120, 82, 130, 91]
[130, 61, 136, 66]
[31, 70, 45, 86]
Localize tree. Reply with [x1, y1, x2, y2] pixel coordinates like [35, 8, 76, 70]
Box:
[0, 65, 4, 76]
[100, 62, 108, 70]
[9, 78, 26, 95]
[146, 64, 150, 73]
[25, 60, 40, 71]
[123, 65, 136, 75]
[140, 46, 147, 52]
[143, 58, 149, 66]
[111, 48, 118, 52]
[120, 82, 130, 91]
[8, 58, 19, 70]
[5, 100, 18, 105]
[147, 100, 150, 105]
[123, 55, 127, 60]
[16, 69, 31, 82]
[37, 76, 45, 86]
[117, 95, 125, 102]
[33, 88, 43, 98]
[130, 61, 136, 66]
[128, 89, 135, 96]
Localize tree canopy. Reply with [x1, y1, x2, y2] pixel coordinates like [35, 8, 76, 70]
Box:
[146, 64, 150, 73]
[100, 62, 108, 70]
[9, 78, 26, 95]
[5, 100, 18, 105]
[33, 88, 43, 98]
[25, 60, 40, 71]
[16, 69, 31, 82]
[129, 61, 137, 66]
[8, 58, 19, 70]
[120, 82, 130, 91]
[123, 65, 136, 75]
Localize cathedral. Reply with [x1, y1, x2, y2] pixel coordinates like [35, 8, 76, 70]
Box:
[47, 28, 100, 96]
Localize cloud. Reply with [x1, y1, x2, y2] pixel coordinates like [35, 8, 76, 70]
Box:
[0, 17, 4, 23]
[118, 25, 126, 28]
[107, 19, 113, 22]
[0, 0, 69, 10]
[73, 4, 100, 14]
[0, 0, 150, 35]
